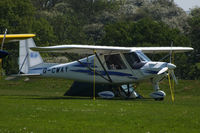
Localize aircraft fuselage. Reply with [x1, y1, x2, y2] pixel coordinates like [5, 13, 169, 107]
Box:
[32, 51, 170, 85]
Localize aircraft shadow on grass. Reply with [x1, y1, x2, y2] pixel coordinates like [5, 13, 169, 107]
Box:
[23, 96, 154, 101]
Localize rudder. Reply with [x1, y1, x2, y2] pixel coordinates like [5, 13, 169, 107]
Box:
[19, 38, 43, 74]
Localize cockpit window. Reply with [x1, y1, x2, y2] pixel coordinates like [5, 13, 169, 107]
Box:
[124, 52, 147, 69]
[124, 52, 140, 68]
[136, 51, 151, 61]
[105, 54, 127, 70]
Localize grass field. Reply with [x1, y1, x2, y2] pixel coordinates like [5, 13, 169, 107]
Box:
[0, 77, 200, 133]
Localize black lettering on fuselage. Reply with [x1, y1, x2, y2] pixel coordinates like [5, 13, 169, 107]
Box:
[60, 67, 64, 72]
[56, 67, 60, 73]
[43, 68, 47, 74]
[49, 67, 68, 73]
[52, 68, 56, 73]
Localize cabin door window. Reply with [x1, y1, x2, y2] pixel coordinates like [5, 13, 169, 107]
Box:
[104, 54, 126, 70]
[124, 52, 145, 69]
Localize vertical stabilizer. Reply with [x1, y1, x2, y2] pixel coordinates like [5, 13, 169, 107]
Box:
[19, 38, 43, 74]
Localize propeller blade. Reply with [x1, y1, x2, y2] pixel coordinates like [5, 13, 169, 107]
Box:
[169, 41, 173, 63]
[168, 73, 175, 102]
[171, 70, 178, 84]
[157, 67, 168, 75]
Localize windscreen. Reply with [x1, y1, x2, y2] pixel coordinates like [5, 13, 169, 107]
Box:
[124, 51, 148, 69]
[136, 51, 151, 62]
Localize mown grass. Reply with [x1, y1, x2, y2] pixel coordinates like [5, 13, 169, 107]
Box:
[0, 77, 200, 133]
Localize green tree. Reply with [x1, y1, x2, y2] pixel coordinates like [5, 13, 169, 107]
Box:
[99, 18, 189, 47]
[0, 0, 56, 74]
[32, 18, 56, 45]
[50, 14, 87, 44]
[186, 8, 200, 79]
[0, 0, 55, 44]
[0, 0, 34, 33]
[189, 8, 200, 60]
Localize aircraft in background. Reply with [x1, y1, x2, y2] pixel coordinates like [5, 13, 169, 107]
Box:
[0, 34, 35, 78]
[11, 36, 193, 101]
[0, 34, 36, 59]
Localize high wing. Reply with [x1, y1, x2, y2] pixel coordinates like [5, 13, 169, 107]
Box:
[30, 45, 193, 54]
[137, 47, 194, 53]
[31, 45, 132, 54]
[0, 34, 35, 43]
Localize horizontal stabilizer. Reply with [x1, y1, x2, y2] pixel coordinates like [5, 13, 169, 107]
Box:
[5, 73, 41, 80]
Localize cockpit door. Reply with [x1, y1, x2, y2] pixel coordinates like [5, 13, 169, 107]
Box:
[123, 52, 147, 79]
[103, 53, 134, 83]
[104, 54, 127, 70]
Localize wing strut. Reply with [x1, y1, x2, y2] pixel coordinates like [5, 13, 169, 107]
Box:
[18, 53, 29, 74]
[93, 50, 96, 100]
[65, 53, 111, 83]
[94, 51, 112, 83]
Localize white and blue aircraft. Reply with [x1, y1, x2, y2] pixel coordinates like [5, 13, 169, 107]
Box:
[15, 38, 193, 101]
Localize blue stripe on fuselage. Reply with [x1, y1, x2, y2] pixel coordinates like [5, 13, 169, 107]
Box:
[144, 70, 158, 74]
[73, 62, 97, 68]
[70, 69, 133, 77]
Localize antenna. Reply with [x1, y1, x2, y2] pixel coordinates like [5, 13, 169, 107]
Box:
[1, 29, 7, 50]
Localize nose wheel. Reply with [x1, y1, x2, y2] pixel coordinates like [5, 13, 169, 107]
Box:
[150, 82, 166, 101]
[150, 89, 166, 101]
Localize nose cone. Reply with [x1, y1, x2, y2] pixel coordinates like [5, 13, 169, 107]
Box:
[167, 63, 176, 70]
[0, 50, 9, 58]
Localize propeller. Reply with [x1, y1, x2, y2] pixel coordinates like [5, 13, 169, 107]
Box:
[168, 72, 174, 102]
[157, 41, 178, 102]
[0, 50, 9, 58]
[169, 69, 178, 84]
[157, 67, 168, 75]
[157, 63, 177, 102]
[168, 41, 177, 102]
[157, 63, 176, 76]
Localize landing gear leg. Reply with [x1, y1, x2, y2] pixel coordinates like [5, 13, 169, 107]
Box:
[153, 82, 159, 91]
[133, 83, 143, 99]
[118, 83, 143, 99]
[127, 84, 131, 98]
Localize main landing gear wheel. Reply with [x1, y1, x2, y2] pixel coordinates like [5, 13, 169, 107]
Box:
[118, 84, 143, 99]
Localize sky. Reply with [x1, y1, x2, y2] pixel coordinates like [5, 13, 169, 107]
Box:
[174, 0, 200, 11]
